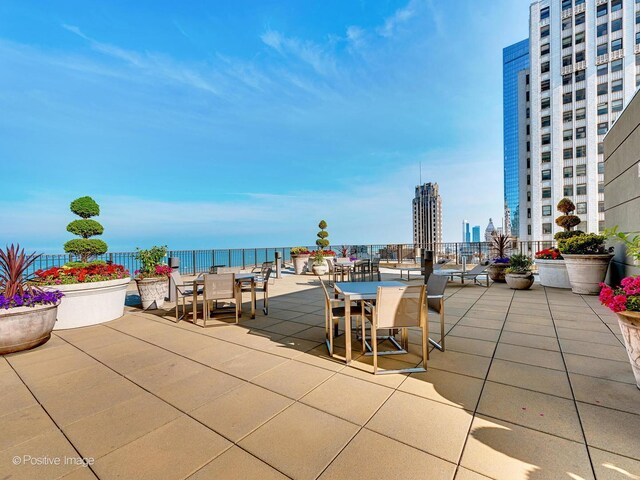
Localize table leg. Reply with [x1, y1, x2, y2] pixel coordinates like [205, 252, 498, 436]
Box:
[192, 286, 198, 324]
[251, 280, 256, 319]
[345, 294, 352, 364]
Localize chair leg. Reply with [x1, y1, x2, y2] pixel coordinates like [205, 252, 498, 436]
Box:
[422, 324, 428, 370]
[263, 289, 269, 315]
[203, 300, 208, 327]
[372, 325, 378, 375]
[361, 315, 366, 354]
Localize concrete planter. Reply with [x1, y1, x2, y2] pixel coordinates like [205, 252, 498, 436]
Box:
[536, 259, 571, 289]
[136, 277, 169, 309]
[487, 263, 509, 283]
[0, 304, 58, 354]
[563, 254, 613, 295]
[505, 272, 535, 290]
[312, 264, 328, 275]
[44, 277, 129, 330]
[616, 310, 640, 389]
[307, 256, 335, 274]
[291, 254, 310, 275]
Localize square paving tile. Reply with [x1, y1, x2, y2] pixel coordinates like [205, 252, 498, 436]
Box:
[499, 330, 560, 351]
[444, 336, 496, 357]
[577, 402, 640, 460]
[454, 467, 493, 479]
[427, 350, 492, 379]
[188, 446, 288, 480]
[366, 391, 472, 463]
[569, 373, 640, 415]
[589, 447, 640, 480]
[564, 354, 637, 385]
[251, 359, 334, 399]
[487, 359, 572, 398]
[239, 402, 359, 480]
[494, 343, 565, 371]
[398, 368, 484, 411]
[0, 404, 58, 452]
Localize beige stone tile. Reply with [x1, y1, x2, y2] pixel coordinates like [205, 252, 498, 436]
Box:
[55, 325, 132, 350]
[251, 359, 334, 399]
[559, 338, 629, 362]
[448, 325, 501, 342]
[126, 356, 208, 390]
[262, 336, 321, 359]
[188, 340, 253, 367]
[398, 368, 483, 411]
[191, 383, 292, 442]
[320, 428, 456, 480]
[554, 318, 612, 333]
[188, 446, 288, 479]
[217, 350, 289, 380]
[570, 373, 640, 415]
[556, 327, 621, 346]
[93, 342, 176, 375]
[260, 320, 312, 336]
[458, 317, 504, 330]
[578, 402, 640, 460]
[93, 416, 231, 480]
[239, 402, 358, 480]
[295, 344, 348, 372]
[0, 405, 57, 451]
[340, 355, 415, 388]
[12, 351, 100, 384]
[461, 415, 594, 480]
[494, 343, 565, 371]
[60, 467, 99, 480]
[0, 384, 38, 417]
[589, 447, 640, 480]
[505, 312, 554, 326]
[445, 336, 496, 357]
[290, 325, 326, 342]
[454, 467, 493, 479]
[366, 391, 472, 463]
[27, 364, 122, 401]
[487, 359, 572, 398]
[564, 354, 637, 385]
[300, 373, 393, 425]
[502, 321, 557, 337]
[477, 381, 582, 441]
[499, 330, 560, 351]
[427, 350, 492, 379]
[62, 393, 181, 459]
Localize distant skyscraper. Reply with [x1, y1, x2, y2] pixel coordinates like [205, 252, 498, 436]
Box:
[462, 220, 471, 243]
[485, 218, 496, 242]
[503, 38, 529, 240]
[472, 226, 481, 242]
[412, 183, 442, 246]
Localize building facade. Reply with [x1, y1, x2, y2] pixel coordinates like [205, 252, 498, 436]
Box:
[524, 0, 638, 241]
[412, 183, 443, 246]
[472, 225, 481, 242]
[462, 220, 471, 243]
[503, 39, 530, 239]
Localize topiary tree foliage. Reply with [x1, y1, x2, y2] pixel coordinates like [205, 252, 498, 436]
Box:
[554, 198, 583, 241]
[316, 220, 329, 250]
[63, 196, 108, 262]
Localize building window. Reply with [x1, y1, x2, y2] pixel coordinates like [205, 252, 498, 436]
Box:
[542, 205, 552, 216]
[542, 169, 552, 181]
[598, 182, 605, 193]
[563, 111, 573, 123]
[576, 126, 586, 139]
[563, 74, 573, 85]
[597, 43, 608, 56]
[611, 18, 622, 33]
[598, 102, 608, 115]
[541, 61, 550, 74]
[542, 133, 551, 145]
[542, 223, 552, 234]
[611, 59, 623, 73]
[612, 99, 623, 112]
[637, 31, 640, 45]
[611, 39, 623, 52]
[527, 174, 531, 185]
[598, 162, 605, 173]
[597, 82, 608, 95]
[599, 201, 605, 213]
[575, 70, 585, 82]
[564, 148, 573, 159]
[598, 143, 604, 155]
[527, 191, 531, 202]
[575, 31, 585, 45]
[541, 43, 550, 55]
[563, 36, 572, 48]
[597, 4, 608, 17]
[541, 79, 550, 92]
[576, 145, 586, 157]
[575, 13, 585, 25]
[541, 97, 551, 109]
[527, 157, 531, 168]
[575, 51, 585, 63]
[564, 166, 573, 178]
[564, 185, 574, 196]
[576, 89, 586, 101]
[576, 108, 586, 120]
[563, 129, 573, 141]
[563, 92, 573, 104]
[563, 18, 572, 31]
[542, 188, 552, 199]
[597, 23, 608, 37]
[598, 64, 608, 76]
[577, 183, 587, 195]
[540, 6, 550, 20]
[541, 25, 550, 38]
[542, 151, 551, 163]
[611, 0, 622, 12]
[528, 225, 532, 235]
[527, 208, 531, 219]
[563, 54, 573, 67]
[576, 164, 587, 176]
[598, 122, 609, 135]
[612, 79, 623, 92]
[542, 115, 551, 127]
[562, 0, 572, 10]
[577, 202, 587, 214]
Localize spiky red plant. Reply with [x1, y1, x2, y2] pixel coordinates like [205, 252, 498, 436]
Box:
[0, 244, 41, 298]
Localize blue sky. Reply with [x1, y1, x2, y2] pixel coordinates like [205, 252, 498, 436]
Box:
[0, 0, 531, 252]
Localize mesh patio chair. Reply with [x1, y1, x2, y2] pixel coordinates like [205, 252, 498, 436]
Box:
[363, 285, 428, 375]
[451, 263, 490, 286]
[426, 273, 448, 351]
[319, 278, 366, 356]
[251, 261, 274, 276]
[170, 271, 203, 322]
[242, 267, 272, 315]
[202, 273, 239, 326]
[371, 257, 381, 280]
[349, 270, 381, 282]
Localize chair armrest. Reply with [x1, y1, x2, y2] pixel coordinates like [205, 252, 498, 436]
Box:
[426, 294, 444, 299]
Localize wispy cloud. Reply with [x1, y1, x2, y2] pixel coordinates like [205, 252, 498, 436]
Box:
[376, 0, 420, 38]
[260, 30, 337, 76]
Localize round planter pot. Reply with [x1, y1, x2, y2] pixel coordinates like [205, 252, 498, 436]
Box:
[43, 277, 130, 330]
[291, 254, 310, 275]
[505, 272, 535, 290]
[487, 263, 510, 283]
[0, 304, 58, 355]
[136, 277, 169, 309]
[563, 254, 613, 295]
[312, 264, 328, 275]
[616, 310, 640, 389]
[535, 259, 571, 289]
[307, 256, 335, 274]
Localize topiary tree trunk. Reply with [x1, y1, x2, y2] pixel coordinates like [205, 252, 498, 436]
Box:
[63, 196, 108, 262]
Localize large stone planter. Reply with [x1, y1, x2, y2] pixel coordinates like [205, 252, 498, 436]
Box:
[563, 254, 613, 295]
[487, 263, 509, 283]
[505, 272, 535, 290]
[44, 277, 129, 330]
[136, 277, 169, 309]
[312, 264, 328, 275]
[291, 254, 310, 275]
[307, 256, 335, 274]
[0, 304, 58, 354]
[536, 259, 571, 289]
[616, 311, 640, 389]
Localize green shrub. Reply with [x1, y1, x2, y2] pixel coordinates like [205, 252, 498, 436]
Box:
[63, 239, 108, 259]
[66, 219, 104, 238]
[316, 220, 330, 250]
[554, 230, 584, 241]
[290, 247, 310, 255]
[555, 198, 581, 232]
[64, 260, 106, 268]
[135, 245, 168, 274]
[505, 253, 532, 274]
[70, 196, 100, 218]
[604, 226, 640, 262]
[63, 196, 107, 262]
[558, 234, 608, 254]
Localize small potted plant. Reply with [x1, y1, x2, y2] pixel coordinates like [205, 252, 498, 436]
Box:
[307, 220, 334, 273]
[311, 250, 328, 275]
[487, 233, 510, 283]
[600, 227, 640, 388]
[290, 247, 311, 275]
[505, 253, 535, 290]
[0, 245, 63, 354]
[535, 248, 570, 289]
[134, 245, 172, 309]
[559, 234, 612, 295]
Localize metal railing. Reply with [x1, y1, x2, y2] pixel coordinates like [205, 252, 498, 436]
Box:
[28, 240, 555, 277]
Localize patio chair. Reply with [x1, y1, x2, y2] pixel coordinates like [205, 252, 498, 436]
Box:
[170, 271, 203, 322]
[242, 267, 272, 315]
[251, 261, 273, 276]
[209, 264, 226, 274]
[363, 285, 428, 375]
[202, 273, 240, 326]
[451, 263, 490, 286]
[319, 278, 366, 356]
[426, 274, 448, 351]
[349, 270, 381, 282]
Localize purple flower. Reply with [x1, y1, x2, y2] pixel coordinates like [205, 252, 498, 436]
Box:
[0, 290, 63, 309]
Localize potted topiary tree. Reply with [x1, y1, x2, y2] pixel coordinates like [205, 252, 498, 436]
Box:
[0, 245, 63, 354]
[307, 220, 335, 273]
[290, 247, 311, 275]
[505, 253, 535, 290]
[559, 234, 612, 295]
[37, 196, 130, 329]
[487, 233, 511, 282]
[134, 245, 172, 309]
[311, 250, 328, 275]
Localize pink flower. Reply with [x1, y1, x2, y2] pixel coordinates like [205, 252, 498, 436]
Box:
[611, 294, 628, 313]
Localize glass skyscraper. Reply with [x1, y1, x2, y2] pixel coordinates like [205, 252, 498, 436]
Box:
[503, 39, 529, 238]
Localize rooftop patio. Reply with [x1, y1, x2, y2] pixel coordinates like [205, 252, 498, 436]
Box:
[2, 271, 639, 480]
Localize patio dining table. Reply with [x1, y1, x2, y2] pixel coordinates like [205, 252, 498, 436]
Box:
[333, 281, 404, 364]
[190, 273, 256, 323]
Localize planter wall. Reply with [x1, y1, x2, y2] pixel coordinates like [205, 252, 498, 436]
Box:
[44, 277, 130, 330]
[536, 259, 571, 289]
[616, 311, 640, 389]
[136, 277, 169, 309]
[0, 304, 58, 354]
[487, 263, 509, 283]
[563, 254, 613, 295]
[505, 273, 535, 290]
[292, 255, 310, 275]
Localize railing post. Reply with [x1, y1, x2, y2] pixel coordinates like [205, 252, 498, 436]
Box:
[455, 244, 459, 265]
[228, 249, 232, 267]
[242, 249, 246, 270]
[211, 250, 215, 270]
[192, 251, 197, 275]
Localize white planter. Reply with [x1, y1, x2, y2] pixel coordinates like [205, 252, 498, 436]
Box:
[0, 304, 58, 354]
[136, 277, 169, 309]
[616, 311, 640, 389]
[307, 256, 335, 274]
[312, 264, 328, 275]
[505, 273, 535, 290]
[291, 254, 310, 275]
[536, 259, 571, 289]
[563, 254, 613, 295]
[44, 277, 129, 330]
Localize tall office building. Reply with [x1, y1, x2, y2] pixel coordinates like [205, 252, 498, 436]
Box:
[462, 220, 471, 243]
[472, 225, 481, 242]
[503, 39, 530, 239]
[412, 183, 443, 246]
[523, 0, 637, 240]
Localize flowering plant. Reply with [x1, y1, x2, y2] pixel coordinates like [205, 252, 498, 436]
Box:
[34, 263, 129, 285]
[309, 250, 336, 256]
[492, 257, 510, 264]
[599, 277, 640, 313]
[290, 247, 311, 255]
[535, 248, 562, 260]
[134, 246, 170, 279]
[0, 290, 64, 310]
[135, 265, 172, 280]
